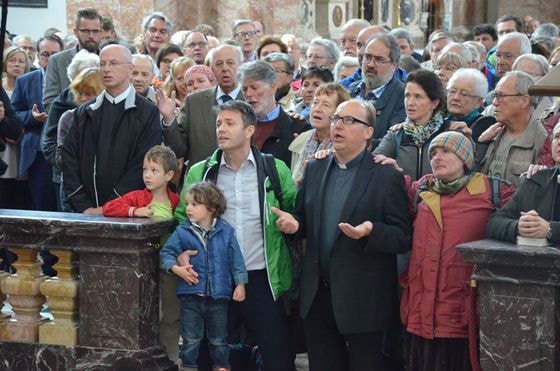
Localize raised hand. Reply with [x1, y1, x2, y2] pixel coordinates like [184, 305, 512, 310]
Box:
[155, 88, 177, 124]
[32, 104, 48, 123]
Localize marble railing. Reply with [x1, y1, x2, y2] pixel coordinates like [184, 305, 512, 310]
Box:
[457, 239, 560, 371]
[0, 209, 177, 370]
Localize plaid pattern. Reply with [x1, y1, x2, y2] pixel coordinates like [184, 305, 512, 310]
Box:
[428, 131, 474, 170]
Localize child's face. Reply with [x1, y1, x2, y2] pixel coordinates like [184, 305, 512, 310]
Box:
[185, 192, 214, 226]
[143, 159, 173, 191]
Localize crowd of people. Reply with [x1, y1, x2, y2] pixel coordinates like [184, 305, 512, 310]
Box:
[0, 6, 559, 371]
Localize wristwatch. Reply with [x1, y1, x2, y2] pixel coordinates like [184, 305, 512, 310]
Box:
[547, 226, 553, 241]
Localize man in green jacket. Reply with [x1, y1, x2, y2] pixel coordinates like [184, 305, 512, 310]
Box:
[174, 100, 297, 371]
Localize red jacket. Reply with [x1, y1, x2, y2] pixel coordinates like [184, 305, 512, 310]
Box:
[102, 188, 180, 217]
[400, 173, 515, 339]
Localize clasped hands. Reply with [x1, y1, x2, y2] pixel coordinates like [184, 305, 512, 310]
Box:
[518, 209, 550, 239]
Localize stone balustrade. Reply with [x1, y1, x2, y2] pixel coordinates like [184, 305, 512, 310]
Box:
[457, 239, 560, 371]
[0, 209, 177, 370]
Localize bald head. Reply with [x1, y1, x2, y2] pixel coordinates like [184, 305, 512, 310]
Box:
[356, 26, 387, 64]
[100, 44, 132, 62]
[99, 44, 133, 95]
[341, 19, 370, 57]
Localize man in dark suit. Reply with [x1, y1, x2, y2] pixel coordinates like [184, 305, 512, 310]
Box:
[11, 34, 63, 211]
[273, 99, 412, 371]
[43, 8, 102, 112]
[349, 33, 406, 144]
[158, 44, 244, 169]
[238, 60, 308, 167]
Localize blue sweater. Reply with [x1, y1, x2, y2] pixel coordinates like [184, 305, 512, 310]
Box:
[160, 218, 248, 300]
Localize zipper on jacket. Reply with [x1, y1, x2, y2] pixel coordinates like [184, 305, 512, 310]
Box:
[416, 145, 423, 180]
[261, 176, 276, 300]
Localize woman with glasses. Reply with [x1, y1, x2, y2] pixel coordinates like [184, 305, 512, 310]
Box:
[154, 43, 183, 86]
[289, 82, 349, 185]
[444, 68, 495, 143]
[2, 46, 29, 97]
[434, 52, 468, 94]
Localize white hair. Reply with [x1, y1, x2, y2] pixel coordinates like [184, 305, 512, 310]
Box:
[67, 49, 100, 81]
[498, 32, 532, 55]
[447, 68, 488, 99]
[132, 53, 157, 76]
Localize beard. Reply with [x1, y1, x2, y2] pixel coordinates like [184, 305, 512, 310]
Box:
[364, 74, 385, 90]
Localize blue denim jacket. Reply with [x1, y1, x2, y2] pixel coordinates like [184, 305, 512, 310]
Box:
[160, 218, 248, 300]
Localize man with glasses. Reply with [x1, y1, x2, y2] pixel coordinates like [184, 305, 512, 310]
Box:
[264, 52, 297, 111]
[142, 12, 172, 60]
[306, 37, 339, 71]
[43, 7, 102, 112]
[10, 34, 63, 212]
[476, 71, 547, 187]
[232, 20, 258, 63]
[273, 98, 411, 370]
[61, 45, 161, 214]
[349, 33, 406, 142]
[483, 31, 531, 107]
[182, 31, 209, 65]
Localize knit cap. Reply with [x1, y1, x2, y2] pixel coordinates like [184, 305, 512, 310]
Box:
[428, 131, 474, 170]
[184, 64, 217, 85]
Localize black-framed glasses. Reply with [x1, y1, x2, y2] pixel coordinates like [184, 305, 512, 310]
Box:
[78, 28, 101, 35]
[329, 115, 371, 127]
[492, 91, 524, 102]
[233, 31, 256, 38]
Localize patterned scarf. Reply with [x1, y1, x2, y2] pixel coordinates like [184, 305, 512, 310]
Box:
[428, 173, 472, 195]
[403, 111, 444, 147]
[297, 129, 332, 185]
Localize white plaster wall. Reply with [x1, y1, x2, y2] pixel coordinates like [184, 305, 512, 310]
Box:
[6, 2, 67, 40]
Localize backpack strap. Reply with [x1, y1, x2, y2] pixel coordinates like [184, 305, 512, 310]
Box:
[261, 153, 283, 205]
[488, 176, 502, 209]
[412, 178, 430, 215]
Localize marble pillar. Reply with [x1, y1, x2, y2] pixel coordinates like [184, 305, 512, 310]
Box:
[39, 249, 79, 346]
[1, 248, 47, 343]
[0, 210, 177, 370]
[457, 239, 560, 370]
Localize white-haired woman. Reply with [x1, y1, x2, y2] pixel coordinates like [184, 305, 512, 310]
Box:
[444, 68, 495, 142]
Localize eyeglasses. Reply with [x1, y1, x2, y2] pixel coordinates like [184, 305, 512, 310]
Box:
[39, 51, 58, 58]
[329, 115, 370, 127]
[185, 42, 208, 49]
[363, 54, 392, 65]
[78, 28, 101, 35]
[447, 89, 478, 99]
[233, 31, 256, 38]
[100, 60, 131, 68]
[492, 91, 524, 102]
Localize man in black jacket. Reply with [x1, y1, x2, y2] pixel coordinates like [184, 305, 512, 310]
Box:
[273, 99, 411, 370]
[238, 60, 308, 167]
[61, 44, 161, 214]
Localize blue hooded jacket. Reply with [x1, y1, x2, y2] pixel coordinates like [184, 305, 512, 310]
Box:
[160, 218, 248, 300]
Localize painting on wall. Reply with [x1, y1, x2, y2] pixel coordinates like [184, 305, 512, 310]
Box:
[398, 0, 425, 28]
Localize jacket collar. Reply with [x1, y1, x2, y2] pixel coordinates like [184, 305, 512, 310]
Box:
[89, 85, 136, 111]
[491, 112, 542, 149]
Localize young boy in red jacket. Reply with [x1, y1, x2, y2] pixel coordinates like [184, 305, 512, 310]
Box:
[103, 145, 180, 218]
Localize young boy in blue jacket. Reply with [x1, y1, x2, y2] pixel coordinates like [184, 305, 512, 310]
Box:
[160, 181, 247, 371]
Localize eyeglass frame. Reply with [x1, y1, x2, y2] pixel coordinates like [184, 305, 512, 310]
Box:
[491, 91, 525, 102]
[233, 31, 256, 39]
[447, 89, 479, 99]
[329, 114, 371, 127]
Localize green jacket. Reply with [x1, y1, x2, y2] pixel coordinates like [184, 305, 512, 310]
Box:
[174, 147, 297, 300]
